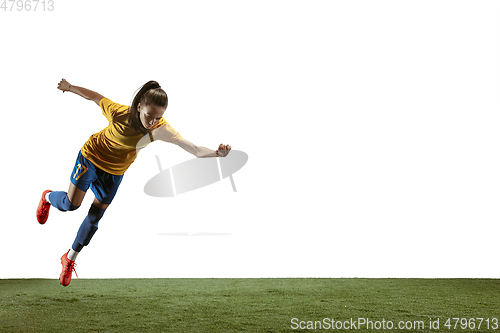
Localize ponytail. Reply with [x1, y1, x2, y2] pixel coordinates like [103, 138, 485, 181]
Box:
[128, 80, 168, 134]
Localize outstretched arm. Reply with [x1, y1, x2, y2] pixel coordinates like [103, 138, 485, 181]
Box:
[57, 78, 104, 106]
[178, 139, 231, 158]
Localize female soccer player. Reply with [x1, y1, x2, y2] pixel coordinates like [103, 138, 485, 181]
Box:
[36, 79, 231, 286]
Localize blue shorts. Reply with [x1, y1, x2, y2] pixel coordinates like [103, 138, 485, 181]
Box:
[70, 151, 124, 205]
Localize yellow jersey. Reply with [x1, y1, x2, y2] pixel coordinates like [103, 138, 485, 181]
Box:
[80, 97, 183, 175]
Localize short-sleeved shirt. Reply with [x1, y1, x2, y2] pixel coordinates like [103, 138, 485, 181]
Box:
[80, 97, 182, 175]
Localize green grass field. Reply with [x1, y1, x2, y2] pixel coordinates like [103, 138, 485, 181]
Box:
[0, 279, 498, 332]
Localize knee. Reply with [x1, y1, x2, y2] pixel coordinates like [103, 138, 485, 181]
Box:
[63, 194, 80, 211]
[68, 203, 80, 211]
[61, 202, 79, 212]
[60, 203, 80, 212]
[87, 204, 106, 226]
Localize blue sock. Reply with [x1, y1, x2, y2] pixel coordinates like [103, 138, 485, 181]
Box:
[49, 191, 80, 212]
[72, 204, 106, 252]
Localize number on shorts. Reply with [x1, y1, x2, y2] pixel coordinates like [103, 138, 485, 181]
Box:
[73, 163, 88, 180]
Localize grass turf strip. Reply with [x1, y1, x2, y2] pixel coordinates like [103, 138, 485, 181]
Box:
[0, 279, 498, 332]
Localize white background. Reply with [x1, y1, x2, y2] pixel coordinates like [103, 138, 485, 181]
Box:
[0, 0, 499, 278]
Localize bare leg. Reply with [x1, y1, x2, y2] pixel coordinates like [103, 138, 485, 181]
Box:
[92, 197, 109, 209]
[67, 182, 86, 207]
[67, 183, 110, 209]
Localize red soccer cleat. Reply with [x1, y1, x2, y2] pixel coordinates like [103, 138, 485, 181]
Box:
[60, 250, 78, 287]
[36, 190, 52, 224]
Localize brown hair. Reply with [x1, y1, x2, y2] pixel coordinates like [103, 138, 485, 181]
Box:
[128, 80, 168, 135]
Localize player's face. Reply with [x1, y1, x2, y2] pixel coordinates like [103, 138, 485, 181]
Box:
[138, 103, 166, 130]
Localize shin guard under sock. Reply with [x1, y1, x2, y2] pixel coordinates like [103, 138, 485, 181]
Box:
[72, 204, 106, 252]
